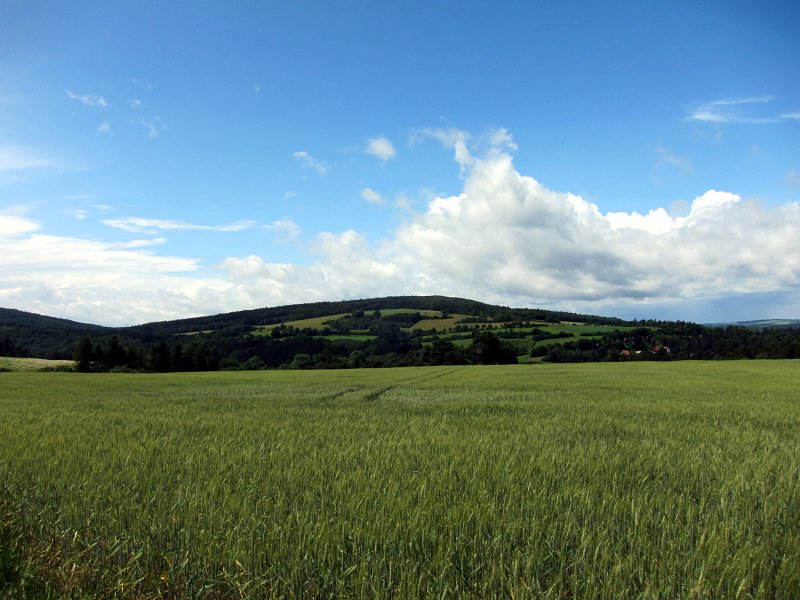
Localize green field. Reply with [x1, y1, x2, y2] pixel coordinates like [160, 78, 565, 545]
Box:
[255, 309, 443, 335]
[0, 356, 74, 372]
[1, 362, 799, 598]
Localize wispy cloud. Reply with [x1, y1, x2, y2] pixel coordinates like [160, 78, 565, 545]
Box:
[102, 217, 257, 234]
[360, 187, 383, 204]
[66, 89, 108, 107]
[97, 121, 111, 134]
[263, 218, 300, 242]
[292, 150, 331, 175]
[365, 136, 396, 162]
[785, 169, 800, 188]
[111, 237, 167, 249]
[139, 116, 166, 138]
[654, 144, 693, 175]
[688, 96, 800, 124]
[0, 146, 59, 172]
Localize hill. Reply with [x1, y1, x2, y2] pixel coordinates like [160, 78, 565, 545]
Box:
[2, 296, 799, 370]
[707, 319, 800, 329]
[0, 308, 108, 359]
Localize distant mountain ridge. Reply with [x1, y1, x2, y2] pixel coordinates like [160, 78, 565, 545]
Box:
[706, 319, 800, 329]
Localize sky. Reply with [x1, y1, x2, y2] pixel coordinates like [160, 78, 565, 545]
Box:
[1, 1, 799, 326]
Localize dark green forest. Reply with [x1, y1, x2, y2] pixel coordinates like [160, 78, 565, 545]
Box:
[1, 296, 799, 372]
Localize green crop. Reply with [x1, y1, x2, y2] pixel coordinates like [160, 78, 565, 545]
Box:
[1, 361, 798, 598]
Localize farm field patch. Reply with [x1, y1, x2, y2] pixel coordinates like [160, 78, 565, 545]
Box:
[1, 362, 798, 598]
[0, 356, 74, 372]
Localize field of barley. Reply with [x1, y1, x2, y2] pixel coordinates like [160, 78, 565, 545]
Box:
[1, 361, 799, 598]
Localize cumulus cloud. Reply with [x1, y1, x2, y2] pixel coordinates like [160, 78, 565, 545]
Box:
[4, 131, 800, 325]
[102, 217, 257, 234]
[412, 127, 471, 163]
[292, 150, 330, 175]
[365, 136, 396, 161]
[218, 140, 800, 318]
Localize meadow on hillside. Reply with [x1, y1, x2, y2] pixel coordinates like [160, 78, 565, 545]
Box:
[1, 362, 798, 598]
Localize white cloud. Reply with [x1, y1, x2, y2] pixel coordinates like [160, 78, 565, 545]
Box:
[654, 144, 693, 175]
[785, 169, 800, 188]
[0, 215, 40, 237]
[412, 127, 472, 169]
[0, 233, 211, 325]
[222, 145, 800, 317]
[112, 237, 167, 249]
[292, 151, 330, 175]
[98, 121, 111, 134]
[140, 116, 166, 138]
[66, 89, 109, 107]
[360, 187, 383, 204]
[263, 218, 300, 242]
[0, 146, 58, 172]
[4, 131, 800, 325]
[365, 136, 397, 161]
[102, 217, 257, 234]
[484, 128, 517, 152]
[688, 96, 800, 124]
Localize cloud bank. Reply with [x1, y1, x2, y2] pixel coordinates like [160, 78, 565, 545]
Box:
[2, 131, 799, 325]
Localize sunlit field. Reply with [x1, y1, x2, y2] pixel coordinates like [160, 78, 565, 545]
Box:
[1, 362, 798, 598]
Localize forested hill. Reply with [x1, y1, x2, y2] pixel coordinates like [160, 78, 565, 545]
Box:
[0, 308, 108, 358]
[2, 296, 799, 370]
[0, 296, 625, 360]
[120, 296, 627, 339]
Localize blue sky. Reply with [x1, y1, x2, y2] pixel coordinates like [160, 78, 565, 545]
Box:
[1, 1, 799, 325]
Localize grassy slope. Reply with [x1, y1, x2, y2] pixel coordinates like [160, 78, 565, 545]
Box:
[0, 357, 74, 372]
[1, 362, 798, 598]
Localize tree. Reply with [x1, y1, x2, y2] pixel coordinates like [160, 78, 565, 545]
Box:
[149, 340, 170, 372]
[74, 336, 95, 372]
[241, 355, 266, 370]
[470, 331, 517, 365]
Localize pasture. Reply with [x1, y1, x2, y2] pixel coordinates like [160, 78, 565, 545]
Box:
[1, 362, 798, 598]
[0, 356, 74, 372]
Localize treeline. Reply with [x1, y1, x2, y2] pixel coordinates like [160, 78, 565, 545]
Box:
[539, 323, 800, 363]
[71, 329, 520, 372]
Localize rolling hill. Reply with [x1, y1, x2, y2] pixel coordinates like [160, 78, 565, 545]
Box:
[2, 296, 799, 370]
